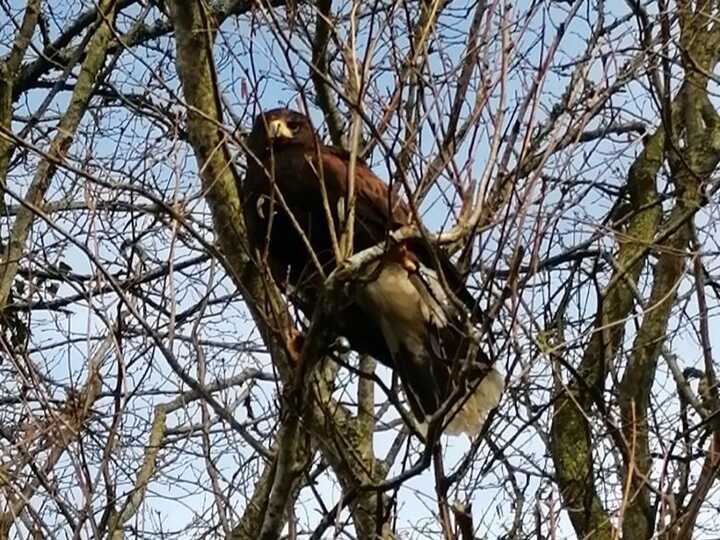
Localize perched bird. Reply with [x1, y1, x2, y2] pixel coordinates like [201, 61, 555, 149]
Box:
[242, 108, 503, 436]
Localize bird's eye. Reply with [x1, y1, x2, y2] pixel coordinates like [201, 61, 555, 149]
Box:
[286, 121, 301, 132]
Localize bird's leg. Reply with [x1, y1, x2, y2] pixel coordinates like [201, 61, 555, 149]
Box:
[285, 327, 305, 367]
[278, 327, 308, 416]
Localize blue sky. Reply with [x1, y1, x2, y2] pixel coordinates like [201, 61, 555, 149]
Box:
[3, 0, 720, 537]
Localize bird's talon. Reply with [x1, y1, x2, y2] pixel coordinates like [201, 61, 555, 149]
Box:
[331, 336, 351, 355]
[389, 241, 419, 273]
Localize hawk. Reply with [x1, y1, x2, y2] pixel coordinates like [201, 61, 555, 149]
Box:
[242, 108, 503, 436]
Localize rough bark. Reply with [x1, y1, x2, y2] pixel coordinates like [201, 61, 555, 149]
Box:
[550, 121, 664, 540]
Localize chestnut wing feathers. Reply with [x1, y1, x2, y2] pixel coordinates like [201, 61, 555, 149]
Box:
[317, 147, 481, 319]
[316, 146, 409, 236]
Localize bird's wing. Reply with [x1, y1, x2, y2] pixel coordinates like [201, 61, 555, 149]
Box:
[315, 146, 489, 329]
[357, 250, 503, 437]
[314, 146, 410, 230]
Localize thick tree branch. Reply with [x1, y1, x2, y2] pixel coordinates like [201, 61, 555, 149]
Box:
[311, 0, 345, 147]
[0, 0, 118, 314]
[549, 118, 665, 540]
[0, 0, 41, 210]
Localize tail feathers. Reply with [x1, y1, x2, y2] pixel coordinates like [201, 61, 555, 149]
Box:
[444, 368, 504, 437]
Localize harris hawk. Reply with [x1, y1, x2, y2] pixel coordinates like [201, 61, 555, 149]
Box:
[242, 108, 503, 436]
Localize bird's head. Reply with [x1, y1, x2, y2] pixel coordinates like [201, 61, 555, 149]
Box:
[246, 108, 316, 157]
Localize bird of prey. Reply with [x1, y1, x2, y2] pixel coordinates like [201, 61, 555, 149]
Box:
[242, 108, 503, 436]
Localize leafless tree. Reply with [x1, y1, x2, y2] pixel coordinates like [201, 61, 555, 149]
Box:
[1, 0, 719, 538]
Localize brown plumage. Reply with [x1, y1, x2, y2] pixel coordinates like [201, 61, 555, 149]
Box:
[242, 108, 503, 436]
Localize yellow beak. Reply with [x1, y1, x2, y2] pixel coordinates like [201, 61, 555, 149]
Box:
[267, 118, 294, 139]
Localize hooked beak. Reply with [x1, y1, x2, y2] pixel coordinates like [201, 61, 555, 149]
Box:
[267, 118, 294, 139]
